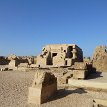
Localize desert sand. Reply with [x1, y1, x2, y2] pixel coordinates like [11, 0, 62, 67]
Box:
[0, 71, 107, 107]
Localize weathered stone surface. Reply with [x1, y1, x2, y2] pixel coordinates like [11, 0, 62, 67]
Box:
[8, 60, 18, 70]
[18, 63, 29, 67]
[73, 62, 87, 70]
[7, 54, 32, 70]
[36, 44, 83, 67]
[93, 46, 107, 72]
[72, 62, 88, 79]
[59, 71, 73, 84]
[28, 71, 57, 105]
[30, 64, 37, 68]
[58, 62, 93, 81]
[68, 79, 107, 91]
[73, 70, 88, 79]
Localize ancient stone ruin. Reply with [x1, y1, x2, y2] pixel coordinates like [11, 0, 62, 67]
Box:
[1, 44, 107, 106]
[59, 62, 95, 84]
[72, 62, 89, 79]
[0, 44, 89, 72]
[28, 71, 57, 105]
[93, 46, 107, 72]
[0, 44, 95, 81]
[36, 44, 83, 67]
[7, 54, 35, 70]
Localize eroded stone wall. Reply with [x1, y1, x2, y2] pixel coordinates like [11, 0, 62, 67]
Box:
[93, 46, 107, 72]
[36, 44, 83, 67]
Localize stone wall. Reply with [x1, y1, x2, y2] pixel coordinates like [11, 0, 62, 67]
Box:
[93, 46, 107, 72]
[36, 44, 83, 67]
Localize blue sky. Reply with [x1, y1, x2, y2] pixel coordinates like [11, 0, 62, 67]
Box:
[0, 0, 107, 57]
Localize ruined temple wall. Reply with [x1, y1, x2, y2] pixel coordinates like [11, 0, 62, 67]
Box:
[93, 46, 107, 72]
[8, 55, 35, 70]
[36, 44, 83, 67]
[18, 56, 34, 64]
[36, 56, 47, 67]
[47, 44, 83, 61]
[53, 57, 65, 66]
[72, 45, 83, 62]
[36, 51, 52, 66]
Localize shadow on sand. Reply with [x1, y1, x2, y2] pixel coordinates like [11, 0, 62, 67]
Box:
[87, 72, 103, 80]
[48, 88, 87, 102]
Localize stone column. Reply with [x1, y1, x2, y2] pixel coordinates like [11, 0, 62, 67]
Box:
[72, 49, 77, 59]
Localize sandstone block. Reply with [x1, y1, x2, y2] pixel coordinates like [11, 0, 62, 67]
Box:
[73, 62, 87, 70]
[73, 70, 88, 79]
[28, 71, 57, 105]
[18, 63, 29, 67]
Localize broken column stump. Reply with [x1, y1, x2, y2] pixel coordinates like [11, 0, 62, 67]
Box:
[28, 71, 57, 105]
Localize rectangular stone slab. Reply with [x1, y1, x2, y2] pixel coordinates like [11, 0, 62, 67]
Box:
[68, 79, 107, 90]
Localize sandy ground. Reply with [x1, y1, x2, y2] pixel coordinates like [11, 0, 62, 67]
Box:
[0, 71, 107, 107]
[87, 72, 107, 83]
